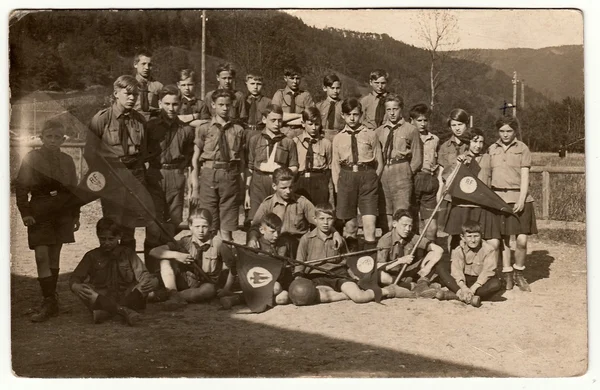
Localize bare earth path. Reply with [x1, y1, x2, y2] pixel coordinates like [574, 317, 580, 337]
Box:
[10, 199, 587, 378]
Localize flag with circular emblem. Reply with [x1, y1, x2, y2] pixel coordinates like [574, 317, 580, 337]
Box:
[448, 162, 513, 213]
[235, 246, 284, 313]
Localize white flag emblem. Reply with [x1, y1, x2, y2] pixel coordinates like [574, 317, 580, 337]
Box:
[459, 176, 477, 194]
[86, 171, 106, 192]
[357, 256, 375, 273]
[246, 267, 273, 288]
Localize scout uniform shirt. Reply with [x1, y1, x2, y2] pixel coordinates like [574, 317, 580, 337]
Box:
[195, 118, 245, 165]
[377, 230, 430, 274]
[359, 91, 388, 130]
[245, 94, 272, 129]
[295, 228, 349, 276]
[419, 130, 440, 174]
[375, 119, 423, 173]
[205, 89, 248, 124]
[293, 131, 332, 174]
[69, 245, 158, 297]
[488, 139, 534, 204]
[272, 86, 314, 114]
[438, 135, 469, 182]
[167, 234, 224, 283]
[316, 97, 344, 131]
[251, 192, 316, 237]
[180, 95, 211, 120]
[146, 114, 195, 169]
[331, 124, 381, 189]
[134, 74, 163, 121]
[247, 129, 298, 173]
[450, 240, 497, 289]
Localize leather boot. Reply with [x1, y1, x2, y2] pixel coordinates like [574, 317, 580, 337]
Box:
[435, 289, 459, 301]
[470, 295, 482, 308]
[387, 284, 417, 299]
[514, 269, 531, 292]
[31, 277, 59, 322]
[116, 306, 141, 326]
[503, 271, 514, 290]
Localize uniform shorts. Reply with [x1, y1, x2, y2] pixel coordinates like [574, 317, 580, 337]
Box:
[295, 171, 331, 207]
[414, 171, 440, 219]
[306, 274, 350, 292]
[27, 212, 75, 250]
[336, 168, 379, 220]
[380, 162, 412, 214]
[198, 167, 241, 232]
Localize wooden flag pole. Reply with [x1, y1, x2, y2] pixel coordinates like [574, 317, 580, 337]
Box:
[392, 161, 463, 285]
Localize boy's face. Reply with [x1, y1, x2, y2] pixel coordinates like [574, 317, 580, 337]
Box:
[413, 115, 429, 132]
[392, 216, 413, 239]
[284, 74, 301, 91]
[450, 120, 467, 138]
[499, 124, 517, 145]
[246, 77, 263, 96]
[41, 129, 65, 150]
[189, 217, 211, 242]
[385, 101, 402, 123]
[303, 118, 321, 138]
[134, 55, 153, 79]
[370, 76, 387, 95]
[323, 81, 341, 100]
[263, 112, 283, 134]
[342, 107, 362, 129]
[159, 94, 181, 119]
[212, 97, 232, 120]
[177, 77, 195, 97]
[469, 135, 485, 155]
[98, 230, 121, 252]
[461, 231, 482, 250]
[216, 71, 234, 89]
[272, 179, 293, 201]
[114, 87, 138, 111]
[259, 224, 280, 245]
[315, 211, 335, 234]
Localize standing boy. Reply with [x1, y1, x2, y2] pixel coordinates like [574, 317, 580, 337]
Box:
[16, 120, 80, 322]
[293, 107, 334, 207]
[375, 94, 422, 232]
[190, 89, 245, 242]
[331, 98, 383, 250]
[359, 69, 389, 130]
[245, 104, 299, 222]
[205, 63, 247, 125]
[70, 218, 159, 326]
[176, 68, 211, 124]
[409, 103, 442, 242]
[315, 74, 344, 140]
[271, 65, 314, 138]
[133, 49, 163, 121]
[244, 70, 272, 142]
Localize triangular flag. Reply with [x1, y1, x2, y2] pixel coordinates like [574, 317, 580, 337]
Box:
[235, 246, 284, 313]
[448, 163, 513, 213]
[346, 255, 383, 303]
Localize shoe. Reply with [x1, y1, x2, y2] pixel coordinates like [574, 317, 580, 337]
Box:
[430, 282, 442, 290]
[470, 295, 482, 308]
[147, 288, 169, 303]
[116, 306, 141, 326]
[514, 269, 531, 292]
[220, 295, 243, 309]
[387, 284, 417, 299]
[503, 272, 514, 290]
[31, 296, 58, 323]
[92, 310, 112, 324]
[435, 290, 458, 301]
[413, 280, 437, 298]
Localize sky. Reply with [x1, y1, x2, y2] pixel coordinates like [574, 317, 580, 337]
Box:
[284, 9, 583, 50]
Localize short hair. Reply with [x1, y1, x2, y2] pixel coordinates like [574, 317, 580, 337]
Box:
[392, 209, 413, 222]
[283, 65, 302, 77]
[134, 48, 152, 64]
[96, 217, 121, 236]
[301, 107, 322, 124]
[178, 69, 196, 82]
[41, 119, 66, 136]
[261, 213, 283, 231]
[158, 85, 181, 101]
[384, 93, 404, 108]
[447, 108, 470, 127]
[495, 115, 521, 132]
[314, 203, 335, 219]
[216, 63, 236, 78]
[188, 207, 213, 226]
[369, 69, 389, 81]
[409, 103, 430, 120]
[262, 103, 284, 117]
[113, 75, 139, 94]
[272, 167, 295, 184]
[323, 74, 341, 87]
[461, 220, 482, 234]
[245, 70, 263, 82]
[211, 89, 234, 102]
[341, 98, 362, 115]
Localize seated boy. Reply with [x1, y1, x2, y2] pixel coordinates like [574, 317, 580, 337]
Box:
[149, 208, 227, 305]
[377, 209, 443, 298]
[434, 220, 502, 307]
[70, 218, 159, 326]
[293, 204, 413, 304]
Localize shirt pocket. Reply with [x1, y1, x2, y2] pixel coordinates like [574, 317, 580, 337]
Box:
[203, 132, 219, 154]
[394, 135, 409, 155]
[105, 124, 121, 146]
[506, 150, 523, 168]
[313, 149, 328, 168]
[292, 208, 308, 231]
[229, 131, 243, 155]
[118, 262, 135, 284]
[202, 252, 219, 274]
[274, 145, 290, 165]
[357, 139, 373, 160]
[92, 260, 110, 285]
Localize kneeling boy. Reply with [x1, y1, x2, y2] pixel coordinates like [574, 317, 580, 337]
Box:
[434, 220, 502, 307]
[70, 218, 159, 325]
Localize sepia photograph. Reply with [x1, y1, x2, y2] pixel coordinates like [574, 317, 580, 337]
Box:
[5, 4, 591, 383]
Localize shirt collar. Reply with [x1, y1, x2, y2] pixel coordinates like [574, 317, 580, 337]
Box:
[112, 103, 129, 119]
[273, 192, 297, 206]
[182, 95, 196, 103]
[420, 130, 434, 140]
[451, 135, 464, 145]
[383, 118, 405, 128]
[371, 91, 387, 98]
[326, 96, 340, 103]
[495, 138, 518, 149]
[300, 131, 320, 142]
[284, 86, 301, 96]
[135, 73, 152, 83]
[211, 116, 231, 127]
[262, 129, 282, 139]
[342, 124, 364, 134]
[391, 229, 411, 246]
[247, 93, 262, 101]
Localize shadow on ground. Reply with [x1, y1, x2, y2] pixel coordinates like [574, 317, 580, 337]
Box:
[524, 250, 555, 284]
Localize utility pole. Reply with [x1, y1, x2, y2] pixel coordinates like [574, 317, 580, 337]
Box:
[201, 10, 207, 98]
[512, 71, 518, 117]
[520, 79, 525, 110]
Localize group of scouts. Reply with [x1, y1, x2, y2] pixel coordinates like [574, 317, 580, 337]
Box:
[15, 49, 537, 325]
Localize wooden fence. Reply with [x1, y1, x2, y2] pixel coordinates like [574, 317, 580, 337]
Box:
[530, 165, 585, 220]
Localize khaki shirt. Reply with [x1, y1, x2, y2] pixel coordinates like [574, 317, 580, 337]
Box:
[251, 193, 316, 236]
[315, 98, 344, 131]
[271, 86, 314, 114]
[168, 234, 224, 280]
[359, 92, 388, 130]
[293, 132, 332, 172]
[245, 94, 272, 127]
[194, 118, 245, 163]
[450, 240, 497, 287]
[377, 230, 430, 273]
[133, 74, 163, 120]
[419, 131, 440, 173]
[146, 115, 195, 167]
[438, 136, 469, 181]
[180, 95, 211, 120]
[488, 139, 533, 203]
[332, 125, 381, 165]
[295, 228, 349, 276]
[375, 119, 423, 173]
[205, 89, 248, 122]
[247, 130, 299, 171]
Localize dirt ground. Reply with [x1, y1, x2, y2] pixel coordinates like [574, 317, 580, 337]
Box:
[10, 198, 588, 378]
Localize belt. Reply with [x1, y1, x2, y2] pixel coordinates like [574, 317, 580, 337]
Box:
[492, 187, 520, 192]
[298, 168, 329, 175]
[202, 160, 240, 170]
[418, 168, 436, 176]
[384, 157, 409, 166]
[340, 161, 377, 172]
[160, 163, 185, 170]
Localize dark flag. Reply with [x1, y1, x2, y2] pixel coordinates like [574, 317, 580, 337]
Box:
[235, 246, 284, 313]
[448, 163, 513, 213]
[346, 255, 382, 303]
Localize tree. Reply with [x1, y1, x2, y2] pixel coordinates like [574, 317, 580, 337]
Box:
[414, 10, 459, 116]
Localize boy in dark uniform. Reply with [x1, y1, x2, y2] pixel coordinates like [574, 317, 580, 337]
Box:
[244, 70, 272, 140]
[359, 69, 390, 130]
[205, 63, 247, 125]
[316, 73, 344, 140]
[271, 65, 315, 138]
[133, 49, 163, 121]
[176, 68, 211, 124]
[16, 120, 80, 322]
